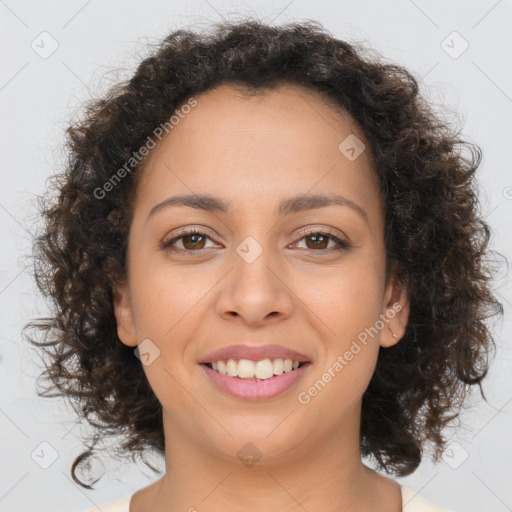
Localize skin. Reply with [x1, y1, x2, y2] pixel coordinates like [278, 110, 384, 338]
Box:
[113, 83, 410, 512]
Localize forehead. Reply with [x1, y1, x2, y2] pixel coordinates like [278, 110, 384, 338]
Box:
[149, 83, 365, 157]
[133, 83, 383, 226]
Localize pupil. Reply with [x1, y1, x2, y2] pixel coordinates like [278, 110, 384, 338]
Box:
[308, 234, 327, 249]
[185, 234, 204, 249]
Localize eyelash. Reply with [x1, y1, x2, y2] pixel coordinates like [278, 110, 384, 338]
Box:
[161, 227, 352, 254]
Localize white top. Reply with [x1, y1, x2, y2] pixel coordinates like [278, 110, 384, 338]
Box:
[86, 484, 456, 511]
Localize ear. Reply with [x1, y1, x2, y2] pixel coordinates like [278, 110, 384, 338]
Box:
[379, 268, 410, 349]
[112, 279, 138, 347]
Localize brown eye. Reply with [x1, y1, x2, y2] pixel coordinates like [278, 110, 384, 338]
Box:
[304, 233, 330, 250]
[161, 229, 214, 252]
[294, 230, 352, 252]
[181, 233, 207, 250]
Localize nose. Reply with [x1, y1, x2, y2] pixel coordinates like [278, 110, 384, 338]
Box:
[215, 245, 294, 327]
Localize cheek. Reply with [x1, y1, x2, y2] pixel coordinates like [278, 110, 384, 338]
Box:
[298, 275, 383, 417]
[299, 254, 385, 340]
[296, 254, 384, 396]
[123, 269, 197, 399]
[127, 268, 204, 415]
[129, 263, 210, 338]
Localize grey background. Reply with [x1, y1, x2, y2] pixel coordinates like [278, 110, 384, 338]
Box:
[1, 1, 511, 511]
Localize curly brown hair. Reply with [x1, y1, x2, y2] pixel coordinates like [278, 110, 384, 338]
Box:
[25, 18, 504, 488]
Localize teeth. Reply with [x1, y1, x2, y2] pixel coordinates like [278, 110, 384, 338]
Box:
[273, 358, 284, 375]
[217, 360, 227, 374]
[208, 358, 304, 380]
[226, 359, 238, 377]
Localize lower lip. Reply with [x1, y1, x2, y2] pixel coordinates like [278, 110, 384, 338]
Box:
[200, 363, 312, 401]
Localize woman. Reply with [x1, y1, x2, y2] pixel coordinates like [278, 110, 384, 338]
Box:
[26, 19, 503, 512]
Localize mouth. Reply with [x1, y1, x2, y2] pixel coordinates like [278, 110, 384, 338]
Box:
[202, 359, 310, 380]
[199, 359, 313, 401]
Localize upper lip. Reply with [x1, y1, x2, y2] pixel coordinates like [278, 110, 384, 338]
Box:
[198, 344, 311, 364]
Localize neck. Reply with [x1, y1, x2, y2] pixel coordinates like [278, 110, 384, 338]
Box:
[137, 405, 402, 512]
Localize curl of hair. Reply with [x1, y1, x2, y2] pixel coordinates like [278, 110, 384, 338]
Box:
[25, 19, 504, 486]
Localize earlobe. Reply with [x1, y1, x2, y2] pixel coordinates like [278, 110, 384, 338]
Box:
[380, 273, 410, 349]
[112, 280, 138, 347]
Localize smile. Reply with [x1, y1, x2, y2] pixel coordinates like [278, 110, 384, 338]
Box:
[200, 359, 312, 400]
[205, 358, 306, 380]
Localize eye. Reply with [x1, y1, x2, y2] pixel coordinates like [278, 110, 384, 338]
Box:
[292, 228, 352, 252]
[161, 227, 352, 254]
[161, 228, 216, 253]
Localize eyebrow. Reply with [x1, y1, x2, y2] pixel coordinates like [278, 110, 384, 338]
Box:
[147, 193, 369, 226]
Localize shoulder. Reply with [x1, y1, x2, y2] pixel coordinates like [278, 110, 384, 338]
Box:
[85, 495, 132, 512]
[400, 485, 457, 512]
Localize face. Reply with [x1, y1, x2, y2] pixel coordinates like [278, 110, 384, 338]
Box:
[113, 83, 409, 462]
